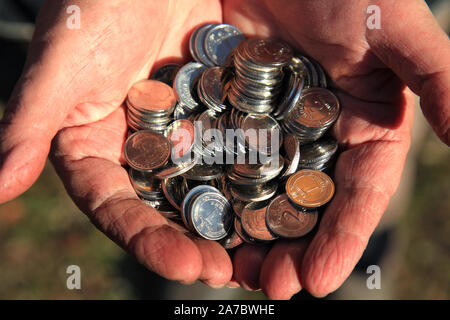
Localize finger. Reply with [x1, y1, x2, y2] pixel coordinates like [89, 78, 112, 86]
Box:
[259, 239, 310, 300]
[301, 133, 410, 297]
[0, 2, 124, 202]
[367, 0, 450, 144]
[60, 157, 204, 283]
[50, 108, 204, 283]
[0, 0, 176, 203]
[194, 238, 233, 288]
[226, 277, 241, 288]
[233, 244, 270, 291]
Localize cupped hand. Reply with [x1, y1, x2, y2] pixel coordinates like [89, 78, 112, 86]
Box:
[0, 0, 449, 299]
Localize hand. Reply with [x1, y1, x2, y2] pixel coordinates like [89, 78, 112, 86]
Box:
[0, 0, 449, 299]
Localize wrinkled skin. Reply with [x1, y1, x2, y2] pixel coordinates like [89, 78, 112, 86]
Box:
[0, 0, 449, 299]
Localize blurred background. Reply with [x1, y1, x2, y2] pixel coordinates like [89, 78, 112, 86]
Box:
[0, 0, 449, 300]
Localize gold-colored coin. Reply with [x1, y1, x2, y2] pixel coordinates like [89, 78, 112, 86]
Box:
[286, 169, 334, 208]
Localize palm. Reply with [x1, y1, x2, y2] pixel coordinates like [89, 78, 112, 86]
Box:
[2, 0, 448, 299]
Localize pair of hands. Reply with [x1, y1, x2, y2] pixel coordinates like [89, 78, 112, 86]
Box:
[0, 0, 449, 299]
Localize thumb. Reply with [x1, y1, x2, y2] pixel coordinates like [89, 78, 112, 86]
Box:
[0, 4, 79, 203]
[367, 1, 450, 145]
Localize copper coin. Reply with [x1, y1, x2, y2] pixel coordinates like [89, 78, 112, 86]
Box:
[266, 194, 318, 238]
[240, 201, 277, 241]
[234, 217, 256, 244]
[231, 199, 248, 219]
[286, 169, 334, 208]
[124, 130, 171, 171]
[127, 79, 177, 112]
[219, 228, 243, 249]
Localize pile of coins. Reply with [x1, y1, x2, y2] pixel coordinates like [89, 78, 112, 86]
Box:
[282, 87, 340, 143]
[122, 23, 341, 247]
[226, 156, 283, 203]
[126, 80, 177, 133]
[299, 136, 338, 171]
[229, 38, 292, 114]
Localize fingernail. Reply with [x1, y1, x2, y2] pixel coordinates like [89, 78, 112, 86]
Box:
[200, 279, 225, 289]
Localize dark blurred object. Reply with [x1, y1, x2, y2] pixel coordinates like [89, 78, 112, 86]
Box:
[0, 0, 43, 102]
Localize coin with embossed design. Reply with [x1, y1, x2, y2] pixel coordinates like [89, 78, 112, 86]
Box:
[190, 191, 233, 240]
[286, 169, 334, 208]
[124, 130, 171, 172]
[241, 201, 277, 241]
[266, 194, 318, 238]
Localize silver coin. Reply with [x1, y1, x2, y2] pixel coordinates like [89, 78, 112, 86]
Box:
[181, 185, 221, 230]
[275, 74, 305, 120]
[233, 156, 284, 179]
[198, 66, 232, 111]
[241, 113, 283, 155]
[190, 191, 233, 240]
[280, 135, 301, 178]
[229, 181, 278, 202]
[309, 57, 328, 88]
[299, 56, 319, 87]
[227, 168, 278, 186]
[165, 119, 195, 161]
[129, 168, 164, 200]
[243, 37, 293, 67]
[189, 27, 202, 61]
[150, 63, 181, 86]
[183, 163, 224, 181]
[153, 153, 199, 180]
[193, 23, 217, 66]
[162, 176, 187, 212]
[144, 198, 180, 220]
[173, 102, 193, 120]
[174, 62, 207, 109]
[204, 24, 245, 66]
[227, 85, 275, 114]
[287, 87, 340, 128]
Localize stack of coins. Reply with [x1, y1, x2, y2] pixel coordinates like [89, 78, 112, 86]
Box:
[228, 38, 293, 114]
[192, 109, 223, 160]
[272, 61, 305, 120]
[197, 66, 232, 113]
[121, 24, 342, 246]
[298, 136, 338, 171]
[281, 87, 340, 144]
[124, 131, 179, 217]
[153, 120, 198, 180]
[129, 168, 165, 202]
[279, 134, 301, 179]
[189, 23, 245, 67]
[226, 156, 284, 203]
[273, 55, 330, 121]
[182, 163, 224, 182]
[126, 80, 177, 133]
[239, 113, 283, 157]
[162, 176, 189, 212]
[294, 55, 328, 89]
